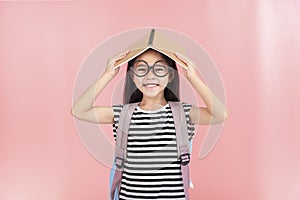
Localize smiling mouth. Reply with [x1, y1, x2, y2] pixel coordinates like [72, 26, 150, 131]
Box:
[143, 83, 159, 88]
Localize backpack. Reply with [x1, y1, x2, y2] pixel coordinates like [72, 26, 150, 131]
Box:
[109, 101, 193, 200]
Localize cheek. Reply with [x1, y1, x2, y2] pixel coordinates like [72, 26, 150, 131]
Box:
[132, 77, 143, 88]
[161, 77, 170, 86]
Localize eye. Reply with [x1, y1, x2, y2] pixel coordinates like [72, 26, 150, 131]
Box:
[135, 65, 147, 72]
[155, 65, 167, 71]
[154, 61, 169, 74]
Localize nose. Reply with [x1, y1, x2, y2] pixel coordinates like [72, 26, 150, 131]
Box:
[144, 67, 156, 79]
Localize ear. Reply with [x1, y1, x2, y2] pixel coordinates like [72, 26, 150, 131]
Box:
[168, 70, 174, 83]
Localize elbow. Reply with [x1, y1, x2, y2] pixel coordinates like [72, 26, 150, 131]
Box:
[71, 108, 84, 120]
[71, 107, 81, 118]
[71, 108, 76, 117]
[214, 116, 227, 124]
[219, 109, 228, 121]
[71, 107, 92, 122]
[222, 111, 228, 121]
[71, 108, 75, 116]
[212, 111, 228, 124]
[224, 111, 228, 120]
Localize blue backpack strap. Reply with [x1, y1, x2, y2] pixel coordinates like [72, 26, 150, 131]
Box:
[110, 103, 138, 200]
[169, 101, 191, 200]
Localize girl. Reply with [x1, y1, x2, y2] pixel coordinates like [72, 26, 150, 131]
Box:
[72, 48, 228, 199]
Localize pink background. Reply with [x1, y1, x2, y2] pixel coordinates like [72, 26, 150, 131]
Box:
[1, 1, 300, 200]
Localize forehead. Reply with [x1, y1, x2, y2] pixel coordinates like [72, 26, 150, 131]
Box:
[135, 50, 165, 63]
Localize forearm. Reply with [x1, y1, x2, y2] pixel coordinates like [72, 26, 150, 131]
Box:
[71, 73, 113, 115]
[187, 74, 228, 119]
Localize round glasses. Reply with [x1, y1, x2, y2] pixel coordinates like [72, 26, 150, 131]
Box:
[131, 60, 170, 77]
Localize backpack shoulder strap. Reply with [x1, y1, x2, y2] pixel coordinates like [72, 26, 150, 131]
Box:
[111, 103, 138, 200]
[114, 102, 139, 169]
[169, 101, 190, 159]
[169, 101, 191, 200]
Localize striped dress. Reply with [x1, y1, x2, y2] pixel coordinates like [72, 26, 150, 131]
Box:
[112, 102, 195, 200]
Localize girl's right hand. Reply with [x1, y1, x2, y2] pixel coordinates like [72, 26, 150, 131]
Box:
[104, 50, 130, 78]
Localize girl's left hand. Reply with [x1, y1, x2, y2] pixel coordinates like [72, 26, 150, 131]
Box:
[174, 53, 198, 80]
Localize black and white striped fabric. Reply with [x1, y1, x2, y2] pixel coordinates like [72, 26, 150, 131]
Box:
[112, 102, 195, 200]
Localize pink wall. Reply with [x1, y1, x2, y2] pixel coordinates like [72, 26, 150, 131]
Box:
[1, 1, 300, 200]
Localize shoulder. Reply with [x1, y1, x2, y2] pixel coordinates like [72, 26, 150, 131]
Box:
[181, 102, 193, 109]
[181, 102, 194, 120]
[112, 104, 124, 122]
[112, 104, 129, 114]
[168, 101, 193, 113]
[169, 101, 194, 120]
[112, 103, 140, 119]
[112, 104, 124, 111]
[169, 102, 195, 139]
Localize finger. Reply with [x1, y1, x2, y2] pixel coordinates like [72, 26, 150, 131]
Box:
[117, 50, 130, 58]
[121, 50, 130, 55]
[175, 53, 189, 66]
[175, 52, 185, 59]
[175, 53, 189, 65]
[175, 53, 196, 67]
[176, 53, 191, 62]
[112, 50, 130, 63]
[118, 51, 130, 59]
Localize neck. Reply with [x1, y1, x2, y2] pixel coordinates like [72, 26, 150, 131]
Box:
[139, 96, 167, 111]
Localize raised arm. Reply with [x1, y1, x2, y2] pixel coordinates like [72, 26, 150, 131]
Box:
[71, 51, 129, 124]
[175, 53, 228, 125]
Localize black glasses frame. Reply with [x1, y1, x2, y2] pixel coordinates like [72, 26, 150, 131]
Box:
[130, 60, 171, 77]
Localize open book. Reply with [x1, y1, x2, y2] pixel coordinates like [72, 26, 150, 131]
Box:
[113, 29, 188, 69]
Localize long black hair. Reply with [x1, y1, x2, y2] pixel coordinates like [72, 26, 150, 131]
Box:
[123, 48, 180, 104]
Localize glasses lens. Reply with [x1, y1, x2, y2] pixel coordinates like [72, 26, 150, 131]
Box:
[154, 61, 169, 76]
[133, 61, 148, 76]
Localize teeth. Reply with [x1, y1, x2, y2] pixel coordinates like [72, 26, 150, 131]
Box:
[144, 83, 158, 88]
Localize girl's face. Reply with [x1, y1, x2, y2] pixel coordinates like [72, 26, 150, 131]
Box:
[131, 50, 174, 99]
